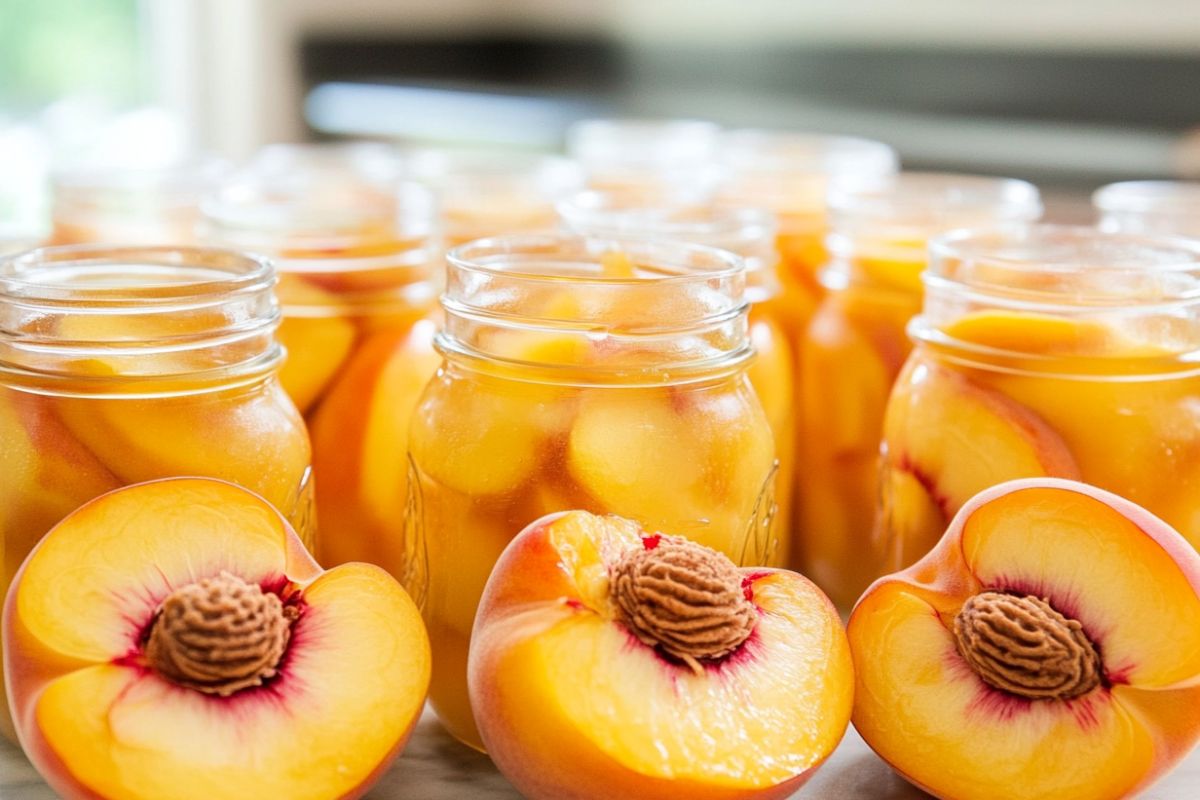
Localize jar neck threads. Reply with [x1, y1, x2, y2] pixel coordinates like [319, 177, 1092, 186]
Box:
[0, 245, 282, 395]
[556, 193, 780, 304]
[823, 173, 1043, 294]
[200, 145, 440, 317]
[912, 225, 1200, 373]
[438, 234, 753, 385]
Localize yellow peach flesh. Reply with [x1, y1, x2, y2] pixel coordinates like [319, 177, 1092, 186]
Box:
[470, 511, 853, 800]
[311, 321, 441, 569]
[4, 478, 430, 800]
[881, 358, 1081, 564]
[409, 371, 564, 497]
[959, 488, 1200, 688]
[275, 311, 359, 414]
[851, 584, 1154, 800]
[52, 385, 312, 540]
[567, 385, 777, 564]
[849, 479, 1200, 800]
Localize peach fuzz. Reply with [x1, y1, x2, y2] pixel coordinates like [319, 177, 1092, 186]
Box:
[4, 478, 430, 800]
[849, 478, 1200, 800]
[470, 511, 853, 800]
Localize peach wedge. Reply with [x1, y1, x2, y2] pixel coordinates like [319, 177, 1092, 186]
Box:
[470, 511, 853, 800]
[880, 359, 1080, 566]
[849, 478, 1200, 800]
[4, 478, 430, 800]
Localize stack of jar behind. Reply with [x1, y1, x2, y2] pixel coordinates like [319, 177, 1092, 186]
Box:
[198, 143, 444, 574]
[794, 172, 1043, 607]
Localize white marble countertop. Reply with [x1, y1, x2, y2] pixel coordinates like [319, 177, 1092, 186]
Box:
[2, 706, 1197, 799]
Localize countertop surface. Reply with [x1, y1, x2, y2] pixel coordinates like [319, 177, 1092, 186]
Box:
[2, 706, 1198, 799]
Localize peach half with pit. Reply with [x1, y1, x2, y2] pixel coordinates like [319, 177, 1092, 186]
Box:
[849, 478, 1200, 800]
[3, 478, 430, 800]
[469, 510, 853, 800]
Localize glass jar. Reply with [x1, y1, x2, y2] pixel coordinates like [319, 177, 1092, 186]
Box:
[879, 225, 1200, 576]
[407, 235, 778, 749]
[715, 130, 898, 346]
[200, 145, 443, 574]
[408, 148, 583, 247]
[0, 245, 313, 738]
[49, 156, 229, 245]
[1094, 180, 1200, 237]
[796, 173, 1042, 607]
[557, 191, 793, 565]
[565, 118, 722, 200]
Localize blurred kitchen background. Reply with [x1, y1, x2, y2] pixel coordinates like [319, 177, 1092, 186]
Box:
[4, 0, 1200, 231]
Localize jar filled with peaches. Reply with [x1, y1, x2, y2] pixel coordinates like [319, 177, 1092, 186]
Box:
[557, 191, 794, 562]
[49, 157, 228, 245]
[795, 173, 1042, 607]
[715, 130, 898, 343]
[1094, 180, 1200, 237]
[408, 148, 582, 247]
[565, 117, 722, 200]
[878, 225, 1200, 573]
[406, 235, 779, 749]
[199, 144, 443, 574]
[0, 245, 313, 737]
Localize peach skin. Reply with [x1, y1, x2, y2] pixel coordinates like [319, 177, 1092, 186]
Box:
[879, 358, 1081, 568]
[3, 478, 430, 800]
[469, 511, 853, 800]
[849, 477, 1200, 800]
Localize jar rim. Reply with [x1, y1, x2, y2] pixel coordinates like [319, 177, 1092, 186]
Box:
[1092, 180, 1200, 215]
[557, 191, 775, 243]
[720, 129, 898, 176]
[408, 148, 582, 185]
[929, 224, 1200, 276]
[446, 233, 746, 286]
[0, 245, 283, 393]
[829, 172, 1043, 221]
[51, 155, 231, 199]
[566, 118, 722, 167]
[0, 244, 275, 302]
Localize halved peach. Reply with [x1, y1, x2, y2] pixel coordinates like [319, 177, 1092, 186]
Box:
[311, 320, 441, 571]
[849, 478, 1200, 800]
[470, 510, 853, 800]
[4, 478, 430, 800]
[880, 357, 1081, 567]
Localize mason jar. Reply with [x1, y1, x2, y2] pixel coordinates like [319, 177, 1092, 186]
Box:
[49, 157, 229, 246]
[408, 148, 583, 247]
[557, 191, 794, 565]
[0, 245, 312, 737]
[565, 117, 722, 200]
[878, 225, 1200, 578]
[796, 173, 1042, 608]
[715, 130, 898, 346]
[200, 145, 443, 573]
[407, 234, 778, 749]
[1094, 180, 1200, 237]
